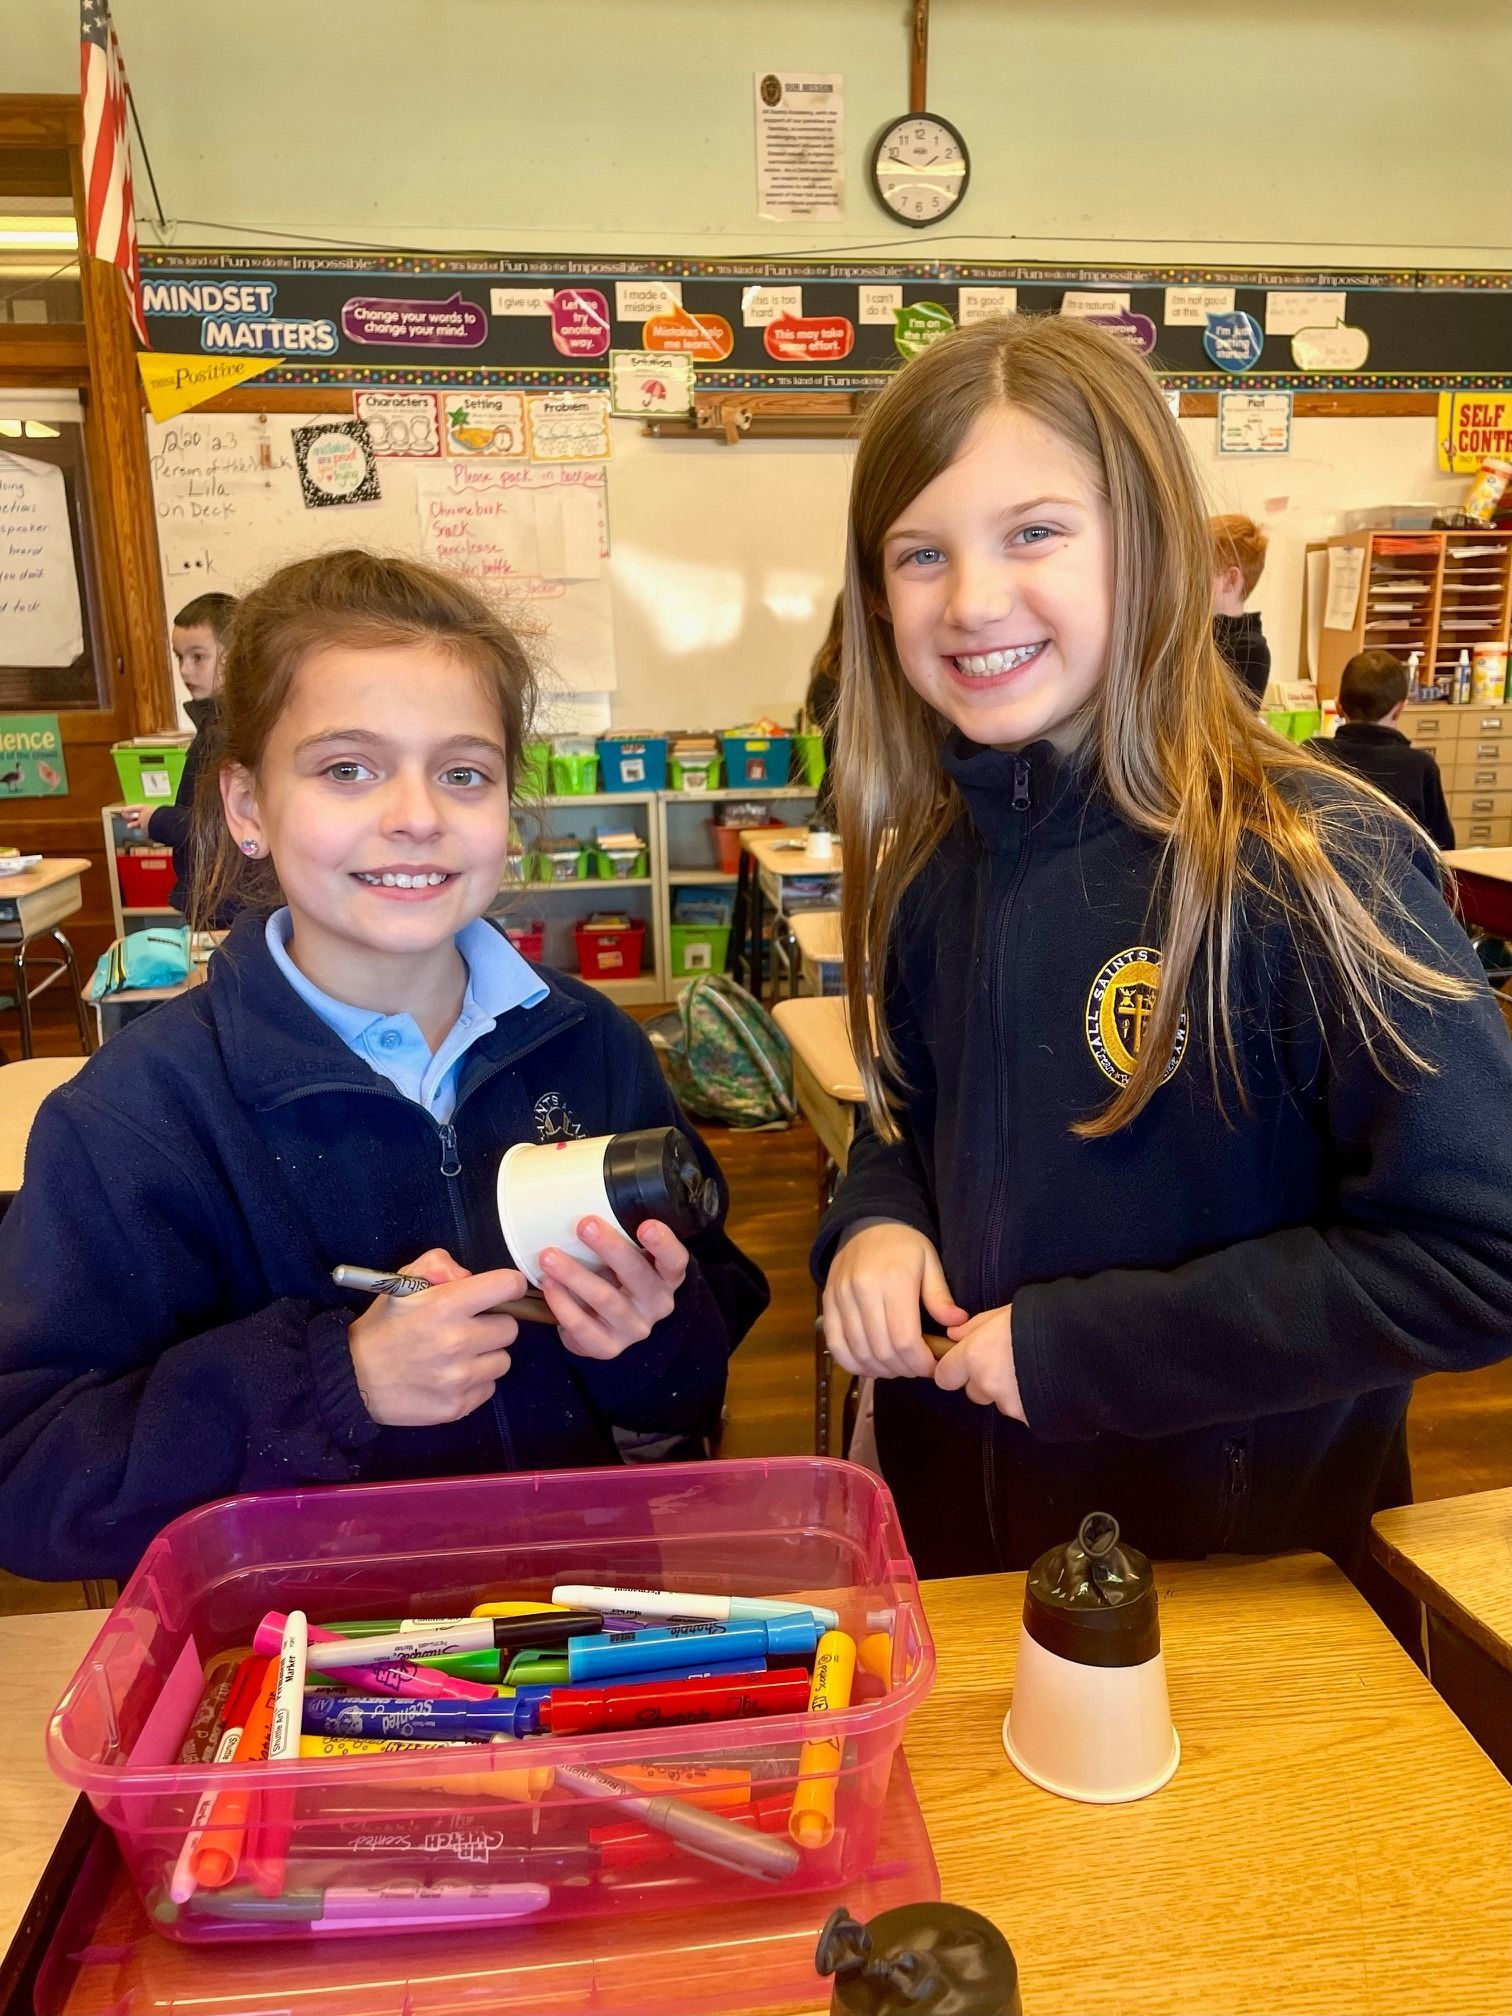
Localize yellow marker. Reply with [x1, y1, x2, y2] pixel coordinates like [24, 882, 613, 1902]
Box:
[789, 1629, 857, 1850]
[471, 1600, 570, 1619]
[859, 1631, 892, 1690]
[297, 1734, 552, 1803]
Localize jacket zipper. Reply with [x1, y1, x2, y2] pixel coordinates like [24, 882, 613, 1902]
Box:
[983, 755, 1035, 1573]
[1217, 1439, 1251, 1551]
[264, 1078, 529, 1470]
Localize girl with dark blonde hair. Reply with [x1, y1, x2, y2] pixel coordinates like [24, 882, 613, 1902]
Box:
[816, 315, 1512, 1603]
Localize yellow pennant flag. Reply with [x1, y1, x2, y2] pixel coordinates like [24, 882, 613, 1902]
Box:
[137, 351, 283, 424]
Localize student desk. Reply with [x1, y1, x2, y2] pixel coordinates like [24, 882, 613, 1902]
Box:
[0, 1610, 103, 2014]
[732, 830, 842, 1002]
[789, 910, 842, 997]
[1371, 1488, 1512, 1777]
[1444, 845, 1512, 936]
[0, 1057, 85, 1208]
[7, 1556, 1512, 2016]
[773, 996, 864, 1454]
[0, 859, 93, 1060]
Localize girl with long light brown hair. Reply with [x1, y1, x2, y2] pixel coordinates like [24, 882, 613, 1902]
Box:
[816, 315, 1512, 1601]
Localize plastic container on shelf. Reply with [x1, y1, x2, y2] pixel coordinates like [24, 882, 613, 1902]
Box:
[597, 734, 669, 793]
[670, 922, 733, 976]
[503, 919, 546, 961]
[115, 848, 176, 907]
[526, 839, 589, 883]
[518, 740, 553, 800]
[574, 914, 647, 978]
[792, 732, 826, 787]
[721, 731, 792, 787]
[46, 1461, 934, 1947]
[111, 740, 191, 805]
[592, 846, 649, 880]
[549, 739, 600, 796]
[672, 886, 736, 927]
[670, 753, 723, 791]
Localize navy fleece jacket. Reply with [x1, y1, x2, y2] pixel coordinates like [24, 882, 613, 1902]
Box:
[0, 914, 767, 1580]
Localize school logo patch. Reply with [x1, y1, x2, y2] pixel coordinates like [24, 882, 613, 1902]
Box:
[533, 1091, 586, 1142]
[1084, 946, 1188, 1089]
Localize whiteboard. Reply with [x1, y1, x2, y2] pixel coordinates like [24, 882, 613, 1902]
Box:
[147, 413, 616, 726]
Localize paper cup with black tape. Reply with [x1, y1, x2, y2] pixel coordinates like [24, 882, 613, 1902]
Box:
[497, 1126, 720, 1287]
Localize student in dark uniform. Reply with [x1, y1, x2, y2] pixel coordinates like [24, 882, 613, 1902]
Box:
[813, 317, 1512, 1636]
[1310, 650, 1455, 850]
[1210, 513, 1271, 705]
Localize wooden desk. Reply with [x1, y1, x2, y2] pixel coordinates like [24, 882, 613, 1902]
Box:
[9, 1562, 1512, 2015]
[916, 1553, 1512, 2014]
[789, 910, 842, 996]
[0, 1058, 85, 1195]
[0, 1610, 104, 2010]
[734, 830, 841, 1002]
[0, 859, 92, 1060]
[1371, 1487, 1512, 1776]
[1444, 845, 1512, 936]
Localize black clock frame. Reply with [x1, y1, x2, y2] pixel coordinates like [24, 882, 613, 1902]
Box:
[869, 111, 972, 229]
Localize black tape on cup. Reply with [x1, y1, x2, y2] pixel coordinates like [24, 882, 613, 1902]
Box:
[601, 1126, 719, 1240]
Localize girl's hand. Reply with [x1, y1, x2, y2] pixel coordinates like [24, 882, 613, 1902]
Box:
[537, 1216, 690, 1360]
[347, 1248, 524, 1427]
[822, 1219, 968, 1380]
[932, 1305, 1027, 1420]
[120, 806, 154, 833]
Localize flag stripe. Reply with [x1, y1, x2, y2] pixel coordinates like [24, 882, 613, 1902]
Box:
[80, 2, 147, 345]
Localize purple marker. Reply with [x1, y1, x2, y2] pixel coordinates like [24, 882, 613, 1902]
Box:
[253, 1613, 498, 1703]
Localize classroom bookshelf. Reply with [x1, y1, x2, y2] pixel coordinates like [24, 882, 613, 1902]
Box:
[103, 785, 818, 1007]
[1308, 529, 1512, 702]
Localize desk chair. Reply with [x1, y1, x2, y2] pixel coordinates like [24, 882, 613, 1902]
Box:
[1, 926, 92, 1059]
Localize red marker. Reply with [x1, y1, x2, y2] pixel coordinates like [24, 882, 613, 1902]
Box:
[538, 1665, 812, 1736]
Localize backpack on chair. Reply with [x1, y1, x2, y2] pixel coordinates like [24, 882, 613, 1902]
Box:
[649, 973, 796, 1128]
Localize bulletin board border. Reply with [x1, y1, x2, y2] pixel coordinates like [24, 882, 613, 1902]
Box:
[138, 251, 1512, 395]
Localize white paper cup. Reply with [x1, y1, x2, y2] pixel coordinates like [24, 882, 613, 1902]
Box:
[808, 830, 836, 861]
[496, 1138, 637, 1287]
[1003, 1627, 1179, 1804]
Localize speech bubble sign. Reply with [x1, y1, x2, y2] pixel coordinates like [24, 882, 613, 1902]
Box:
[642, 312, 735, 361]
[763, 314, 855, 363]
[1087, 310, 1158, 355]
[895, 301, 955, 361]
[1290, 323, 1370, 372]
[340, 293, 487, 348]
[551, 289, 611, 359]
[1203, 310, 1264, 374]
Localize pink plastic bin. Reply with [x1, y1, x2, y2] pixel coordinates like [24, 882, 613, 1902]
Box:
[47, 1459, 935, 1948]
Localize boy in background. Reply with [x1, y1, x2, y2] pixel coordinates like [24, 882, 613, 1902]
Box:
[1311, 649, 1456, 849]
[121, 593, 237, 920]
[1211, 513, 1271, 704]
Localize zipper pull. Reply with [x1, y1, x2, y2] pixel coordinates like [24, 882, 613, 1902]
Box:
[438, 1122, 461, 1178]
[1012, 758, 1031, 812]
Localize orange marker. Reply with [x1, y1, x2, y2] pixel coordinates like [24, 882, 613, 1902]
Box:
[188, 1656, 277, 1891]
[607, 1762, 752, 1810]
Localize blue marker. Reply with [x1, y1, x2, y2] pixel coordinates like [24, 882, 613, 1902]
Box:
[568, 1614, 822, 1684]
[303, 1693, 542, 1741]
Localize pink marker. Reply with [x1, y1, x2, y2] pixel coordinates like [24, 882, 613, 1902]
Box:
[253, 1614, 498, 1703]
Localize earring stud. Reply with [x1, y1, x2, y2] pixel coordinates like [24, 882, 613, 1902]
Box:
[240, 838, 259, 856]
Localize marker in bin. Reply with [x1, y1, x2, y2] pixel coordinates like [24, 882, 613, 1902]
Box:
[303, 1664, 769, 1742]
[168, 1657, 263, 1904]
[568, 1613, 823, 1683]
[304, 1611, 604, 1672]
[553, 1762, 801, 1882]
[255, 1613, 503, 1702]
[556, 1582, 842, 1634]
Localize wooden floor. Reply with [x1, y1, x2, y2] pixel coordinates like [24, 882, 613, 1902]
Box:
[3, 1010, 1511, 1615]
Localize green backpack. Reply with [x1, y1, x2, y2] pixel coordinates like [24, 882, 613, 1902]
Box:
[651, 974, 796, 1128]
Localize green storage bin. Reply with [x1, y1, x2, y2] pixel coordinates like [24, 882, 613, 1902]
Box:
[549, 751, 600, 795]
[669, 755, 723, 791]
[792, 731, 827, 787]
[669, 922, 732, 977]
[518, 740, 552, 798]
[1289, 709, 1322, 743]
[112, 741, 190, 806]
[1264, 711, 1296, 740]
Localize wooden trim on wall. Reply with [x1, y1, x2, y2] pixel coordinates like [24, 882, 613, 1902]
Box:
[0, 94, 81, 147]
[1179, 393, 1439, 419]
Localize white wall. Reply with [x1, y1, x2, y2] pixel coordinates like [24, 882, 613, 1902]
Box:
[5, 0, 1509, 268]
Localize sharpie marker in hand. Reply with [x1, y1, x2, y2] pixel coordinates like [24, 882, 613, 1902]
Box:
[331, 1264, 557, 1327]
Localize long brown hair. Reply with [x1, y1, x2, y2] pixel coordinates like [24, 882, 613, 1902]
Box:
[837, 315, 1469, 1141]
[190, 549, 537, 931]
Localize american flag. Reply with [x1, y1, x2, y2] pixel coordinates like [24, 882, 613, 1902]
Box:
[80, 0, 147, 345]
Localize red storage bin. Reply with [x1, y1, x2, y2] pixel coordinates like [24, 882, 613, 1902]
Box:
[711, 817, 780, 874]
[115, 848, 175, 907]
[503, 919, 545, 961]
[574, 916, 646, 979]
